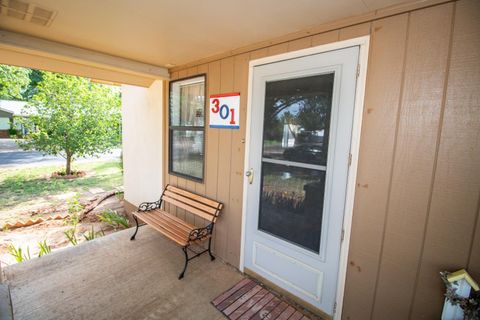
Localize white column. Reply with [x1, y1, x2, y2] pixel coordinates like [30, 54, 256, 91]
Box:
[121, 80, 164, 206]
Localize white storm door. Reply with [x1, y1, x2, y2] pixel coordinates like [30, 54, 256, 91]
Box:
[244, 46, 359, 316]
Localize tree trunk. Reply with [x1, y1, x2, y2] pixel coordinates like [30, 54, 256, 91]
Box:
[66, 153, 72, 175]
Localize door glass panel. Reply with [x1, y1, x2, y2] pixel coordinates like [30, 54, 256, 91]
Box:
[262, 73, 334, 166]
[258, 73, 335, 253]
[258, 163, 326, 252]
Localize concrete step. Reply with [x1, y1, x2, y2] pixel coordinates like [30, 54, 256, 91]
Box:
[0, 284, 13, 320]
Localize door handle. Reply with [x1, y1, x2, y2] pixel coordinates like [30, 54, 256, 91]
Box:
[245, 169, 254, 184]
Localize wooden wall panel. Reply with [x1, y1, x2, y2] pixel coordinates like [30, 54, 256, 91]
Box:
[339, 22, 371, 40]
[227, 53, 250, 266]
[287, 37, 312, 51]
[372, 3, 454, 319]
[311, 31, 339, 46]
[162, 1, 479, 318]
[410, 1, 480, 318]
[267, 43, 289, 56]
[214, 57, 235, 259]
[205, 61, 221, 250]
[342, 14, 408, 320]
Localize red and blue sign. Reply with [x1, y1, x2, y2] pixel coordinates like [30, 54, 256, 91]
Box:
[209, 92, 240, 129]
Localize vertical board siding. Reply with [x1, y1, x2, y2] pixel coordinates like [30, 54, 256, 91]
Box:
[205, 60, 221, 251]
[227, 53, 250, 266]
[215, 57, 235, 259]
[287, 37, 312, 51]
[311, 30, 339, 46]
[339, 22, 371, 40]
[372, 3, 454, 319]
[162, 1, 479, 318]
[342, 13, 408, 320]
[410, 1, 480, 318]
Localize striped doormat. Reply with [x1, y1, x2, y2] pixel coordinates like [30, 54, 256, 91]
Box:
[211, 278, 311, 320]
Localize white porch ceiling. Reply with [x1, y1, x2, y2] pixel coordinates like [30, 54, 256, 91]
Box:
[0, 0, 411, 68]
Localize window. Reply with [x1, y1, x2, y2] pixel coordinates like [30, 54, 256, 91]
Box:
[169, 75, 206, 181]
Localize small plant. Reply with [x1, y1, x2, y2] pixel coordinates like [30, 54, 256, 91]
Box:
[66, 193, 84, 226]
[115, 191, 124, 201]
[37, 240, 52, 257]
[83, 226, 105, 241]
[64, 228, 78, 246]
[8, 244, 31, 263]
[98, 210, 129, 229]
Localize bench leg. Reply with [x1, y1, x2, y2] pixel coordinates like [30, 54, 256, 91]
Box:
[130, 215, 139, 241]
[179, 246, 189, 280]
[208, 237, 215, 261]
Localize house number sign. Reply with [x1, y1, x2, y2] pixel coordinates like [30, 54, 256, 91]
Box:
[209, 92, 240, 129]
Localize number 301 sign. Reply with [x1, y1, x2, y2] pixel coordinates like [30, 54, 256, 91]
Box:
[209, 92, 240, 129]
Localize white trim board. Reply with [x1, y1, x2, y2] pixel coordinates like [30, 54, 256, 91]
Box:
[0, 29, 169, 80]
[239, 36, 370, 320]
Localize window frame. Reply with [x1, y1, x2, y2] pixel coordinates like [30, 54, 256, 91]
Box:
[168, 74, 207, 182]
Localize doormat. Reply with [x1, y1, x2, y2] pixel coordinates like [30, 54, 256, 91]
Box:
[211, 278, 312, 320]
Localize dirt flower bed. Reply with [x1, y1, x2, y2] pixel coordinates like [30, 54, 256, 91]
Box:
[51, 170, 86, 179]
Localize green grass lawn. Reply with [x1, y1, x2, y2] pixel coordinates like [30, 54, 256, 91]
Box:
[0, 160, 123, 209]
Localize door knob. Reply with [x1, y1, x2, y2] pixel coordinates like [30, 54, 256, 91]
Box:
[246, 169, 254, 184]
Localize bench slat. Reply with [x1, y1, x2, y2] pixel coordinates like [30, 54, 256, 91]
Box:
[133, 211, 191, 246]
[151, 211, 193, 236]
[152, 209, 195, 232]
[162, 195, 216, 222]
[166, 185, 221, 209]
[163, 190, 218, 216]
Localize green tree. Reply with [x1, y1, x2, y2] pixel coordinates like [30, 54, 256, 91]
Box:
[22, 69, 44, 100]
[0, 65, 31, 100]
[18, 72, 121, 175]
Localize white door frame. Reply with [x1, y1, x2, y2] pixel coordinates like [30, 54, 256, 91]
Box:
[239, 36, 370, 320]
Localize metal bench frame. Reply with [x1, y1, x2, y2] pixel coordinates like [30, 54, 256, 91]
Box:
[130, 185, 223, 279]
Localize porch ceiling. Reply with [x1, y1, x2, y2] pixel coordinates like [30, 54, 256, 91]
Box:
[0, 0, 412, 68]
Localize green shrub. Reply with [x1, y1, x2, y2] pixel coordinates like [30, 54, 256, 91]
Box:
[98, 210, 129, 229]
[66, 193, 84, 226]
[8, 127, 18, 137]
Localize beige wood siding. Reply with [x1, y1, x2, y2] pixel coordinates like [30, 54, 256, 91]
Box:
[163, 0, 479, 318]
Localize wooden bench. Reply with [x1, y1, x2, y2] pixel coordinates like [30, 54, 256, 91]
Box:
[130, 185, 223, 279]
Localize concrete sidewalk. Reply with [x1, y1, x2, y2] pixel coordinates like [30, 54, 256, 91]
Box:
[4, 226, 244, 320]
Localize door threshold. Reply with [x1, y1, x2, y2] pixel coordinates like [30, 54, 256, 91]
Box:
[244, 268, 332, 320]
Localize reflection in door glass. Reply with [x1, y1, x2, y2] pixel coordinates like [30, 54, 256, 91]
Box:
[259, 163, 326, 252]
[258, 72, 335, 253]
[262, 73, 334, 166]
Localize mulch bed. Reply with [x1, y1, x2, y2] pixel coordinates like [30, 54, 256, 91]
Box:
[51, 171, 86, 179]
[212, 278, 312, 320]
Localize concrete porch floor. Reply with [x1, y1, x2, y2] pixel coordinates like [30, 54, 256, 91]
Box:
[3, 226, 244, 320]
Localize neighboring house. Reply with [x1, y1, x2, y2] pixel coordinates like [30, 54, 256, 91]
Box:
[0, 100, 29, 138]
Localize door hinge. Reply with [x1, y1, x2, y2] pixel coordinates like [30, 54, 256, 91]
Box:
[333, 302, 337, 314]
[348, 153, 352, 166]
[341, 229, 345, 242]
[356, 64, 360, 78]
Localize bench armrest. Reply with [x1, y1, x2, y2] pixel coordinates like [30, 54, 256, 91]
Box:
[138, 200, 162, 212]
[188, 223, 214, 242]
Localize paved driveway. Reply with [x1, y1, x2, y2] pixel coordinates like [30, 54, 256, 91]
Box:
[0, 139, 121, 168]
